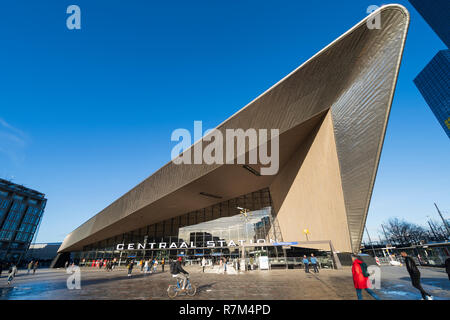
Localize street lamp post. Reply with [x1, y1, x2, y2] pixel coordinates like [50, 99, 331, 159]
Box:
[303, 229, 310, 241]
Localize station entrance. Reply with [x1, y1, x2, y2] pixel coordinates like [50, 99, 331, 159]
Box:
[73, 189, 340, 270]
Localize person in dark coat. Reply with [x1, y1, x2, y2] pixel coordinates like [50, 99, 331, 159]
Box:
[351, 255, 380, 300]
[445, 257, 450, 281]
[32, 261, 39, 274]
[127, 260, 134, 277]
[171, 257, 189, 290]
[400, 252, 433, 300]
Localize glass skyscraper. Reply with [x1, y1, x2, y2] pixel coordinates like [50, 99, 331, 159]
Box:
[409, 0, 450, 139]
[0, 179, 47, 263]
[409, 0, 450, 48]
[414, 50, 450, 138]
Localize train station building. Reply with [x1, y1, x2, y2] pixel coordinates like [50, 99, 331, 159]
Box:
[55, 5, 410, 269]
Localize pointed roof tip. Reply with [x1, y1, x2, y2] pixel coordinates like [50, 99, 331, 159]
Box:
[379, 3, 411, 22]
[365, 4, 410, 25]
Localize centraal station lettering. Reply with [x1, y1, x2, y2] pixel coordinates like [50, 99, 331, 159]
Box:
[116, 239, 275, 251]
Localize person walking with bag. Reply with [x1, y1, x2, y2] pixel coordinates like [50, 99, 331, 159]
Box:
[351, 255, 380, 300]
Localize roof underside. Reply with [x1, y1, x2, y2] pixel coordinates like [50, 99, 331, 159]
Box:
[59, 5, 409, 253]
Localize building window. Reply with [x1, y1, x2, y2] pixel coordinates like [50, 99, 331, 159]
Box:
[12, 194, 24, 201]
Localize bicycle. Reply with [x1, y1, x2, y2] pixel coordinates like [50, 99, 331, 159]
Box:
[167, 274, 197, 298]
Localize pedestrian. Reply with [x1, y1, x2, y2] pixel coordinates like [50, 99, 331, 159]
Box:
[127, 260, 134, 277]
[310, 254, 319, 273]
[161, 258, 165, 272]
[33, 260, 38, 275]
[7, 264, 17, 285]
[150, 259, 154, 273]
[223, 257, 227, 273]
[302, 255, 310, 273]
[153, 259, 158, 273]
[140, 260, 144, 272]
[400, 252, 433, 300]
[351, 254, 380, 300]
[144, 260, 149, 274]
[64, 261, 69, 269]
[445, 257, 450, 281]
[27, 260, 34, 274]
[201, 257, 206, 273]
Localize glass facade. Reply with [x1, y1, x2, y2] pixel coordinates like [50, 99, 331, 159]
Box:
[414, 50, 450, 139]
[0, 179, 47, 263]
[409, 0, 450, 48]
[74, 188, 335, 269]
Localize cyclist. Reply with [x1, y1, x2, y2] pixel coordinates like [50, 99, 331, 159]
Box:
[170, 257, 189, 291]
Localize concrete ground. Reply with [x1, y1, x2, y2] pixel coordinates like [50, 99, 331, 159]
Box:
[0, 265, 448, 300]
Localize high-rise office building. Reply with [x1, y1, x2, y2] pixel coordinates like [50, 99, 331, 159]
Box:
[414, 50, 450, 138]
[409, 0, 450, 139]
[409, 0, 450, 48]
[0, 179, 47, 263]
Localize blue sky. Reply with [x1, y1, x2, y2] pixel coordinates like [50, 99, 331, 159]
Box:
[0, 1, 448, 244]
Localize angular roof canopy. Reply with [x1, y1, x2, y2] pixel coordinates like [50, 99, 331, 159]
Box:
[59, 4, 409, 253]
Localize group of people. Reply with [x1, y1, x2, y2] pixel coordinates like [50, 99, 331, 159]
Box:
[124, 257, 190, 292]
[126, 258, 165, 277]
[302, 254, 320, 273]
[350, 251, 447, 300]
[84, 259, 116, 269]
[27, 260, 39, 275]
[0, 260, 39, 285]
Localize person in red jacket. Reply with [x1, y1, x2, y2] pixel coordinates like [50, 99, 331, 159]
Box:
[351, 255, 380, 300]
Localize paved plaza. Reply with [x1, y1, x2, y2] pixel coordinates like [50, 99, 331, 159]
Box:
[0, 265, 449, 300]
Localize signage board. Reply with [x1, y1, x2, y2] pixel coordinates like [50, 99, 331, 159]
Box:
[259, 256, 269, 270]
[273, 242, 298, 246]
